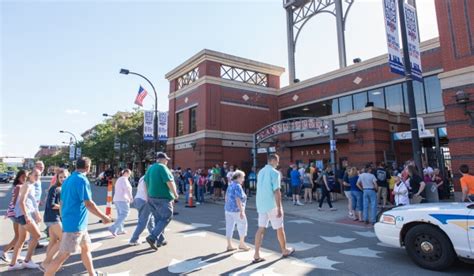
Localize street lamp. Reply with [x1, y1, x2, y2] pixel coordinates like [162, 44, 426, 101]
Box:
[119, 68, 159, 153]
[59, 130, 78, 160]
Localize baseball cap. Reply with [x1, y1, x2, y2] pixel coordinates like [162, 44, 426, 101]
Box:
[156, 152, 171, 160]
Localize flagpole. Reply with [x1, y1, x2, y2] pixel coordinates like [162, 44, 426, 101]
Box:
[120, 69, 158, 154]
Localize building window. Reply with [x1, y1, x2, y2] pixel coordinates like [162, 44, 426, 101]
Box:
[424, 76, 444, 113]
[332, 98, 339, 114]
[339, 95, 353, 113]
[368, 88, 385, 108]
[353, 92, 368, 110]
[176, 112, 184, 136]
[385, 84, 404, 113]
[189, 107, 197, 133]
[404, 81, 426, 114]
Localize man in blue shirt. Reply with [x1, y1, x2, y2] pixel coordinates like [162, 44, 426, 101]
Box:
[290, 165, 304, 206]
[45, 157, 112, 276]
[253, 154, 295, 264]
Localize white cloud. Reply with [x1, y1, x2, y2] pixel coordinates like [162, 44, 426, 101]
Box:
[65, 109, 87, 115]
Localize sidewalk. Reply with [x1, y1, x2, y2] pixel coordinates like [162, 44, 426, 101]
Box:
[210, 193, 371, 228]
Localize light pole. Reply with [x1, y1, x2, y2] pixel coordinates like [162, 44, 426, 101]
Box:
[59, 130, 78, 160]
[398, 0, 422, 172]
[120, 68, 158, 153]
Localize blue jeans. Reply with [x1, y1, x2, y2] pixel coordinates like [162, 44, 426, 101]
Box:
[130, 198, 155, 243]
[197, 186, 205, 203]
[351, 190, 363, 212]
[147, 198, 173, 243]
[109, 201, 130, 234]
[363, 189, 377, 223]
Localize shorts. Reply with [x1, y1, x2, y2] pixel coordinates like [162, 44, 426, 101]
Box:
[59, 231, 92, 254]
[258, 208, 284, 230]
[344, 191, 352, 199]
[291, 185, 301, 195]
[378, 186, 388, 199]
[213, 181, 222, 189]
[45, 221, 62, 228]
[14, 213, 36, 226]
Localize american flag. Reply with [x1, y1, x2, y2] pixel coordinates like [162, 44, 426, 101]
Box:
[134, 85, 148, 106]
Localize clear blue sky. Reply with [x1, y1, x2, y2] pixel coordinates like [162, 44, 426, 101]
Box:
[1, 0, 438, 158]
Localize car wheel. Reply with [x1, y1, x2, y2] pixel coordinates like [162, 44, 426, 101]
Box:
[404, 224, 456, 270]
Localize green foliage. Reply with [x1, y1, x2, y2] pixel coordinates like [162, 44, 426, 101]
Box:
[40, 150, 68, 169]
[0, 163, 7, 173]
[81, 109, 154, 168]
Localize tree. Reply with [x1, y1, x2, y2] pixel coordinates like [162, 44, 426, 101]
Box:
[81, 109, 154, 175]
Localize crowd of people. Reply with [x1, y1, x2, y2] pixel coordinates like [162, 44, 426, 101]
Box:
[1, 153, 474, 275]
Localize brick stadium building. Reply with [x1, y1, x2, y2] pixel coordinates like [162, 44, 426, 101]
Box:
[166, 0, 473, 198]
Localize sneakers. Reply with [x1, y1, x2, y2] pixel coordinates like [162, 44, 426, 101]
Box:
[0, 250, 11, 263]
[8, 262, 24, 271]
[22, 260, 40, 269]
[128, 241, 140, 246]
[318, 207, 323, 211]
[157, 240, 168, 247]
[117, 231, 128, 235]
[146, 236, 158, 250]
[296, 201, 304, 206]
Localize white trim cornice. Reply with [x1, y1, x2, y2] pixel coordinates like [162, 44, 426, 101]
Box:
[165, 49, 285, 81]
[167, 130, 254, 145]
[221, 101, 270, 111]
[438, 66, 474, 89]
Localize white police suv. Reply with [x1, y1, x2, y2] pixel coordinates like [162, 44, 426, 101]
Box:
[375, 203, 474, 270]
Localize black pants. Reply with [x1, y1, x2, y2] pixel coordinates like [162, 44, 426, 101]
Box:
[319, 186, 333, 208]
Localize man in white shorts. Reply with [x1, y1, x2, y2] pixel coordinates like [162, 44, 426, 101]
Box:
[253, 154, 295, 263]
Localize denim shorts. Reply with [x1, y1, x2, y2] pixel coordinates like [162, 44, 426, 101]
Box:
[45, 221, 62, 227]
[15, 215, 28, 225]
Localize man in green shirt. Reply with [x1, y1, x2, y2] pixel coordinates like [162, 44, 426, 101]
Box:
[145, 152, 179, 250]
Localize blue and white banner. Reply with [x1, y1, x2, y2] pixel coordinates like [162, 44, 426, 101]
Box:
[404, 2, 423, 82]
[69, 145, 75, 160]
[158, 111, 168, 141]
[144, 110, 154, 141]
[383, 0, 405, 76]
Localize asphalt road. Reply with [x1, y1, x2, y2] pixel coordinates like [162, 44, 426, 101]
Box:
[0, 179, 473, 275]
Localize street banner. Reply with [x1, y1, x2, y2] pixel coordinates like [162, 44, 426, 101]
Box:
[404, 2, 423, 82]
[76, 147, 81, 158]
[383, 0, 405, 76]
[158, 111, 168, 141]
[256, 118, 329, 144]
[144, 110, 154, 141]
[69, 145, 75, 160]
[393, 129, 434, 141]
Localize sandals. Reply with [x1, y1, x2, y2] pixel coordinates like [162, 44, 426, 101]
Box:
[252, 257, 266, 264]
[226, 247, 237, 252]
[239, 246, 251, 252]
[282, 248, 296, 258]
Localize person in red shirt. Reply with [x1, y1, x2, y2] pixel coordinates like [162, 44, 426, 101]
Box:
[460, 164, 474, 202]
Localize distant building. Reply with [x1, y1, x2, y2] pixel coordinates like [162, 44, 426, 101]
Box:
[34, 145, 67, 159]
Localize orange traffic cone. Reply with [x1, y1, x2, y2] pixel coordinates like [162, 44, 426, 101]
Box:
[105, 178, 113, 215]
[185, 178, 196, 208]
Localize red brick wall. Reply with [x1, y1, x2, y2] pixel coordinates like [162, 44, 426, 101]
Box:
[435, 0, 474, 72]
[436, 0, 474, 192]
